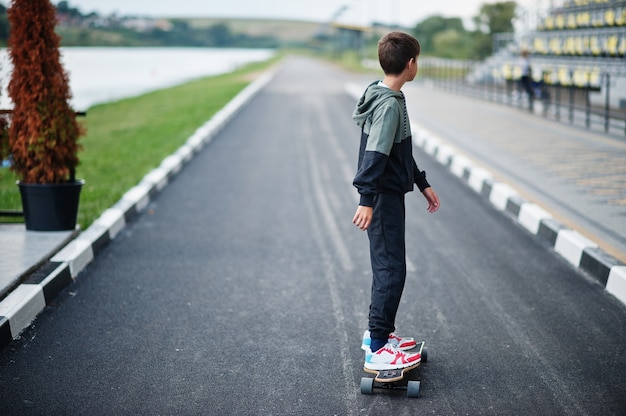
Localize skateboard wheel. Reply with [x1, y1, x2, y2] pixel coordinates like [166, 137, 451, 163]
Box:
[407, 380, 420, 398]
[360, 377, 374, 395]
[421, 347, 428, 363]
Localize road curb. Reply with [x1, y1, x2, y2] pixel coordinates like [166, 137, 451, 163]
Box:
[345, 82, 626, 307]
[0, 67, 279, 350]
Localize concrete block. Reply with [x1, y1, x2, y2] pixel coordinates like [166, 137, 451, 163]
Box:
[450, 154, 472, 179]
[95, 208, 126, 239]
[606, 266, 626, 306]
[435, 144, 455, 166]
[519, 203, 552, 234]
[51, 238, 94, 278]
[142, 167, 169, 192]
[581, 247, 621, 285]
[423, 136, 441, 156]
[161, 154, 183, 176]
[468, 167, 493, 194]
[555, 229, 598, 267]
[489, 183, 518, 211]
[0, 285, 45, 338]
[122, 183, 151, 213]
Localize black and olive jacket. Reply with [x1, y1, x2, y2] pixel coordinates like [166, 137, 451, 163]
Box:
[352, 81, 430, 207]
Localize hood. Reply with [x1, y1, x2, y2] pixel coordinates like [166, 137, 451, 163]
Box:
[353, 81, 404, 128]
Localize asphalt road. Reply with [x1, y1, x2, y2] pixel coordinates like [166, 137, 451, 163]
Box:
[1, 57, 625, 415]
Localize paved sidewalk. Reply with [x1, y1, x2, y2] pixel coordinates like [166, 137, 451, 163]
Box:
[2, 71, 625, 350]
[0, 225, 77, 300]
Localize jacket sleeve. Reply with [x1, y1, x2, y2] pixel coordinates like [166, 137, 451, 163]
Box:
[353, 104, 398, 207]
[354, 148, 388, 206]
[413, 158, 430, 192]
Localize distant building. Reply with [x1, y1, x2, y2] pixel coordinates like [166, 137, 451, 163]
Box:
[331, 22, 368, 52]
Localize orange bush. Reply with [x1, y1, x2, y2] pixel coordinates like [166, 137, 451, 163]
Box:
[7, 0, 83, 184]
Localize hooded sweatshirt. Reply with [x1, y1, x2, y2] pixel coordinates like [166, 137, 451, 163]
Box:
[353, 81, 430, 207]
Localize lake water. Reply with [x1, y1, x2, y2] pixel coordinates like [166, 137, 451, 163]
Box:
[0, 47, 275, 111]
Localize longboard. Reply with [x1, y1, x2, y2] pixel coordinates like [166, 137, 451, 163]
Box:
[360, 341, 427, 398]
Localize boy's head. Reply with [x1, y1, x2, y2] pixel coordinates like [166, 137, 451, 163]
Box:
[378, 32, 421, 75]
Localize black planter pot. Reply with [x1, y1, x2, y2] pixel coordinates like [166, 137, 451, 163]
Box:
[18, 180, 84, 231]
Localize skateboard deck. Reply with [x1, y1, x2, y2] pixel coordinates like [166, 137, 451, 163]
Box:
[360, 341, 427, 398]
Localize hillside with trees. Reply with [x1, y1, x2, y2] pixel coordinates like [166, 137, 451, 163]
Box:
[0, 0, 519, 61]
[414, 2, 516, 60]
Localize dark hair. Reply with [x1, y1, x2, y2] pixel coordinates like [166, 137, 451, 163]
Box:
[378, 32, 421, 75]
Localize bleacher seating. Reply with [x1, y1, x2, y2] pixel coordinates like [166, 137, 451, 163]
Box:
[501, 0, 626, 89]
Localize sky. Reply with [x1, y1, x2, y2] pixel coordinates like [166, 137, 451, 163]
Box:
[65, 0, 540, 29]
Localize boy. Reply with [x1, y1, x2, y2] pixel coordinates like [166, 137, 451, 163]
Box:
[352, 32, 440, 370]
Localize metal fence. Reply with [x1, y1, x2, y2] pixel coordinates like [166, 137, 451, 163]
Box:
[418, 57, 626, 136]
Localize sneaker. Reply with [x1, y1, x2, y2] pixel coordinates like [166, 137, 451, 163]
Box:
[364, 343, 421, 370]
[361, 330, 417, 351]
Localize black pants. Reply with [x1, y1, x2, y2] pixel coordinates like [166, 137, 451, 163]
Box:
[520, 75, 534, 110]
[367, 193, 406, 341]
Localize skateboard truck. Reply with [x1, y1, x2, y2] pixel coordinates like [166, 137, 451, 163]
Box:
[360, 341, 427, 398]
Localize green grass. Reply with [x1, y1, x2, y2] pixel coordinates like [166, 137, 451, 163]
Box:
[0, 55, 281, 228]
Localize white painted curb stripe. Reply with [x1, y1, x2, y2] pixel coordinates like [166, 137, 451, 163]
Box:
[606, 267, 626, 305]
[518, 203, 553, 234]
[555, 230, 598, 267]
[489, 183, 519, 211]
[0, 285, 45, 338]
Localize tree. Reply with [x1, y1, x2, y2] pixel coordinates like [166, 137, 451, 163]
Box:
[413, 15, 466, 55]
[473, 1, 517, 34]
[56, 0, 82, 18]
[471, 1, 517, 58]
[206, 23, 232, 46]
[432, 29, 474, 59]
[7, 0, 83, 183]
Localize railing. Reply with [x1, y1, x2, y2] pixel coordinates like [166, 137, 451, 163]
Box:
[418, 57, 626, 136]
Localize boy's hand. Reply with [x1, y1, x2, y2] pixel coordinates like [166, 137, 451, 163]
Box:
[353, 205, 373, 231]
[423, 187, 440, 213]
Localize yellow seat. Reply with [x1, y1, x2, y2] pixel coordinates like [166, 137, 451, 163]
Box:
[556, 14, 566, 30]
[567, 13, 577, 29]
[589, 68, 602, 89]
[557, 67, 571, 86]
[542, 69, 555, 86]
[549, 37, 563, 55]
[606, 35, 619, 56]
[577, 11, 591, 28]
[502, 64, 513, 80]
[616, 9, 626, 26]
[573, 36, 584, 55]
[605, 9, 616, 26]
[590, 36, 602, 55]
[573, 69, 588, 87]
[533, 37, 548, 55]
[563, 36, 576, 55]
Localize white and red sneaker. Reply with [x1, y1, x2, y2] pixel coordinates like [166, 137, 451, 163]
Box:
[364, 343, 421, 370]
[361, 330, 417, 351]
